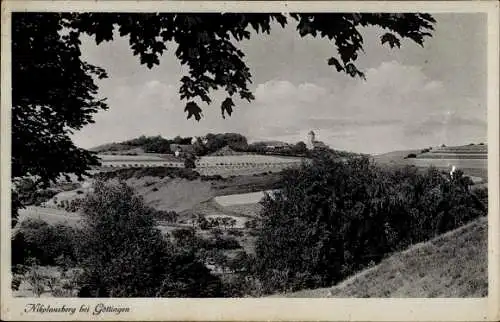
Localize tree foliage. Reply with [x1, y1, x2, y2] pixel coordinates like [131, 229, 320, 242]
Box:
[12, 219, 78, 267]
[203, 133, 249, 154]
[76, 180, 223, 297]
[253, 155, 486, 294]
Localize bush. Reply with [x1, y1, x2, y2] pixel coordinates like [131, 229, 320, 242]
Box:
[76, 180, 224, 297]
[184, 157, 196, 169]
[12, 219, 79, 266]
[152, 210, 178, 223]
[201, 174, 224, 181]
[252, 155, 487, 294]
[212, 236, 241, 250]
[406, 153, 417, 158]
[227, 229, 244, 237]
[13, 177, 60, 207]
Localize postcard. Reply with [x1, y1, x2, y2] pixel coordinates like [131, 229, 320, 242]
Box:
[1, 1, 499, 321]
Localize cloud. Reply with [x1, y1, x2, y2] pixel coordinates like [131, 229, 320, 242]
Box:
[72, 61, 486, 155]
[239, 60, 486, 153]
[71, 79, 184, 147]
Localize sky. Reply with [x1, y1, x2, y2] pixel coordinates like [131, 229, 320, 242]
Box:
[71, 13, 487, 155]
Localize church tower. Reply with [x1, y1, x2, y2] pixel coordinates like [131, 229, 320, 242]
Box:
[307, 130, 315, 150]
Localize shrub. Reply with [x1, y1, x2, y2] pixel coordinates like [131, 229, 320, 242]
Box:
[201, 174, 224, 181]
[206, 236, 241, 250]
[253, 155, 487, 294]
[152, 210, 178, 223]
[12, 219, 79, 266]
[406, 153, 417, 158]
[227, 229, 244, 237]
[184, 157, 196, 169]
[76, 180, 224, 297]
[13, 177, 60, 207]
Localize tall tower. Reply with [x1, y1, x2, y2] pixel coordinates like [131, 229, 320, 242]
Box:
[307, 130, 315, 150]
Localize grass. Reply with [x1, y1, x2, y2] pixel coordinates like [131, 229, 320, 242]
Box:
[417, 153, 487, 159]
[372, 145, 488, 182]
[210, 172, 283, 196]
[277, 216, 487, 298]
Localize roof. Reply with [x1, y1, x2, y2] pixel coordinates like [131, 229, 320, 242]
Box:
[262, 140, 290, 147]
[170, 144, 194, 151]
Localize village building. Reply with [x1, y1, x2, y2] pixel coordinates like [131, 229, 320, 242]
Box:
[307, 130, 329, 150]
[262, 141, 291, 150]
[170, 144, 195, 157]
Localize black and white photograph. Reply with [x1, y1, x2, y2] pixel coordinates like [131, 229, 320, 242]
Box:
[1, 1, 499, 321]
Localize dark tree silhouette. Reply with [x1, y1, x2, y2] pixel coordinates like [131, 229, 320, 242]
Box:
[11, 12, 435, 225]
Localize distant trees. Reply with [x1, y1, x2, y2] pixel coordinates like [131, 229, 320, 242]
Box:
[172, 136, 192, 145]
[202, 133, 249, 155]
[293, 141, 308, 154]
[245, 140, 307, 156]
[98, 133, 252, 156]
[121, 135, 187, 153]
[246, 142, 268, 154]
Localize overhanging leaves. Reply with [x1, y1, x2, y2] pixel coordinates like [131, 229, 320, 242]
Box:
[184, 101, 203, 121]
[221, 97, 235, 119]
[67, 13, 435, 121]
[381, 33, 401, 48]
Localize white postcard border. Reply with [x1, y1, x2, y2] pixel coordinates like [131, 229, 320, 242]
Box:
[1, 1, 499, 321]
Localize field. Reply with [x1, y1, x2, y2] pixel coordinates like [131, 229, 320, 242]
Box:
[275, 216, 487, 298]
[16, 171, 275, 253]
[96, 153, 306, 177]
[373, 144, 488, 181]
[17, 206, 82, 228]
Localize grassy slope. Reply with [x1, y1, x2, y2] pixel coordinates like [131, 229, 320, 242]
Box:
[371, 149, 420, 165]
[278, 216, 487, 298]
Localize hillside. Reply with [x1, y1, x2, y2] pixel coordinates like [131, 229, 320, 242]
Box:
[89, 142, 142, 153]
[371, 149, 421, 164]
[372, 144, 488, 182]
[373, 143, 487, 164]
[276, 216, 487, 298]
